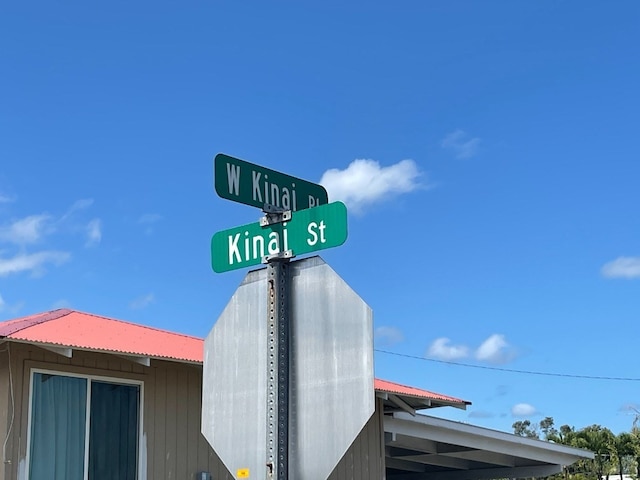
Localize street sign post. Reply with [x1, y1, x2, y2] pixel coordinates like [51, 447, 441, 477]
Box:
[202, 257, 374, 480]
[214, 153, 328, 211]
[207, 155, 366, 480]
[211, 201, 347, 273]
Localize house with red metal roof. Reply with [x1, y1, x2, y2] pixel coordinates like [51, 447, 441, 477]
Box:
[0, 309, 591, 480]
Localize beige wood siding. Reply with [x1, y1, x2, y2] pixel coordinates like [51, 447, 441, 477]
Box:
[0, 343, 11, 480]
[0, 343, 233, 480]
[328, 398, 385, 480]
[1, 342, 384, 480]
[144, 358, 233, 480]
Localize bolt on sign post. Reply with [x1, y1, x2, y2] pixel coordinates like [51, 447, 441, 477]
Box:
[206, 155, 372, 480]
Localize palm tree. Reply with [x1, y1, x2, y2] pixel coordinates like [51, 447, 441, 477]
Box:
[547, 424, 578, 480]
[541, 417, 558, 440]
[513, 420, 539, 438]
[611, 432, 637, 480]
[631, 408, 640, 479]
[575, 425, 614, 480]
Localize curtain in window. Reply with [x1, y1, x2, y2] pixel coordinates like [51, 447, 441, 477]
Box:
[88, 382, 139, 480]
[29, 373, 87, 480]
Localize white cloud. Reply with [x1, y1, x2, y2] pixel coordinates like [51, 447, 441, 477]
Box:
[60, 198, 94, 222]
[0, 199, 96, 247]
[320, 159, 423, 214]
[441, 130, 481, 159]
[85, 219, 102, 247]
[0, 251, 71, 277]
[375, 326, 404, 346]
[0, 193, 15, 203]
[512, 403, 537, 417]
[130, 293, 155, 310]
[0, 214, 53, 245]
[426, 334, 517, 364]
[0, 198, 98, 278]
[0, 293, 5, 311]
[70, 198, 94, 210]
[475, 334, 515, 364]
[427, 337, 469, 361]
[602, 256, 640, 279]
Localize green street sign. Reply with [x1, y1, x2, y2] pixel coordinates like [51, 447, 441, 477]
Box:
[214, 153, 329, 211]
[211, 201, 347, 273]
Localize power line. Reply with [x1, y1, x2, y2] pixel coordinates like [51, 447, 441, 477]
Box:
[375, 349, 640, 382]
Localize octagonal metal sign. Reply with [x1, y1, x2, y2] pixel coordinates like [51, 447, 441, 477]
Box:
[202, 256, 374, 480]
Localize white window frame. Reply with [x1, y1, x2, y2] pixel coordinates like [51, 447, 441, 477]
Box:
[25, 368, 145, 480]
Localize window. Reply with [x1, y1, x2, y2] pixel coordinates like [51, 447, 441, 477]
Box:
[27, 370, 141, 480]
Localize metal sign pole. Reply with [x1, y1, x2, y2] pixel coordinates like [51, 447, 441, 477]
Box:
[264, 205, 291, 480]
[266, 259, 290, 480]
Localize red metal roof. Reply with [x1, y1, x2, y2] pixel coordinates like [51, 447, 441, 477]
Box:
[374, 378, 469, 405]
[0, 309, 203, 363]
[0, 309, 469, 407]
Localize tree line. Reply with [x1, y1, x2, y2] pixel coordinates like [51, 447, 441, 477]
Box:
[513, 417, 640, 480]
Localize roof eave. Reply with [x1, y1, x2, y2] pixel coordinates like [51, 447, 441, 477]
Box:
[4, 338, 203, 367]
[389, 411, 595, 462]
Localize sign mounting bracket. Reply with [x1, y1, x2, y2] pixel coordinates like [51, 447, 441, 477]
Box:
[260, 205, 292, 227]
[263, 250, 294, 263]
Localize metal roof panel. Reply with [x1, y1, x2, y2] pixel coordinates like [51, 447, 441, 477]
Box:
[375, 378, 470, 406]
[2, 309, 203, 363]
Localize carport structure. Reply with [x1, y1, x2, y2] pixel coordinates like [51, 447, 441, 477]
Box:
[383, 412, 593, 479]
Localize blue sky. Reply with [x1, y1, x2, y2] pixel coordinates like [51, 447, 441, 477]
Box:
[1, 2, 639, 435]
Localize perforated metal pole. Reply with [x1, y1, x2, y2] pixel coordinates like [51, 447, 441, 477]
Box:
[266, 259, 289, 480]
